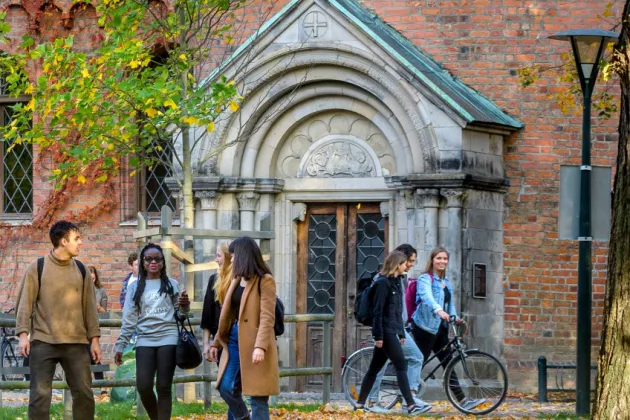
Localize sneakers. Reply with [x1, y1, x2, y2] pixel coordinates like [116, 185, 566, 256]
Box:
[364, 401, 391, 414]
[461, 397, 488, 410]
[406, 403, 432, 415]
[367, 405, 391, 414]
[412, 397, 431, 411]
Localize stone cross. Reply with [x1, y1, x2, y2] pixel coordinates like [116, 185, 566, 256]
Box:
[303, 11, 328, 38]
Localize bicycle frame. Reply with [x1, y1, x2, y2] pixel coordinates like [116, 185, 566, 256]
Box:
[421, 323, 479, 384]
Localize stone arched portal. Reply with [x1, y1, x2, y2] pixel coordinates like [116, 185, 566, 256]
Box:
[184, 0, 521, 392]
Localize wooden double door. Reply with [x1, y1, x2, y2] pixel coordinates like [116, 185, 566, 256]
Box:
[296, 203, 388, 391]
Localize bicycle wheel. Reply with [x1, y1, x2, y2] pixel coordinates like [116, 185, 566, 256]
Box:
[341, 347, 400, 410]
[443, 350, 508, 415]
[2, 338, 26, 381]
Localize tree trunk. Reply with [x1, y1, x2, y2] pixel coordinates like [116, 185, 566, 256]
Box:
[592, 2, 630, 417]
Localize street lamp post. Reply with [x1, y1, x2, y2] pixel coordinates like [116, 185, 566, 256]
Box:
[549, 29, 618, 416]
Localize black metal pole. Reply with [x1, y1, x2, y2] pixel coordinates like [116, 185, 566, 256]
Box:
[576, 79, 593, 416]
[538, 356, 548, 403]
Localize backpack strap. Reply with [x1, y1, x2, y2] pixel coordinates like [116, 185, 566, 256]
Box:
[75, 259, 86, 280]
[37, 257, 45, 292]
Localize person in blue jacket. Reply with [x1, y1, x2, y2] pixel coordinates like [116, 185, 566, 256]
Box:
[411, 246, 485, 411]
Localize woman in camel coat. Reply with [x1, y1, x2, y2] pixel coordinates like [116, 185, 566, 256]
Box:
[210, 237, 279, 420]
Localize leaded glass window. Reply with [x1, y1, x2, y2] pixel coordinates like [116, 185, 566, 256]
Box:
[307, 214, 337, 314]
[141, 141, 176, 213]
[0, 104, 32, 214]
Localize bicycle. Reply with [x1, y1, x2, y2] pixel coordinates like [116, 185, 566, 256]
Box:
[341, 318, 508, 415]
[1, 308, 26, 381]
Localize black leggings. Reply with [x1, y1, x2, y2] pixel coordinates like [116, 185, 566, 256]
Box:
[411, 323, 465, 401]
[357, 333, 415, 408]
[136, 345, 177, 420]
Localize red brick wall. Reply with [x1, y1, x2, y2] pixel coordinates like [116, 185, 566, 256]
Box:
[1, 0, 621, 369]
[359, 0, 620, 365]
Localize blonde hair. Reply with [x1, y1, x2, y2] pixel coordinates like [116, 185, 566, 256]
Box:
[379, 250, 408, 277]
[213, 242, 233, 304]
[423, 246, 450, 276]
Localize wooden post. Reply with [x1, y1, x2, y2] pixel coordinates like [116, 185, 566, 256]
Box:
[203, 359, 212, 409]
[161, 206, 174, 276]
[322, 320, 331, 404]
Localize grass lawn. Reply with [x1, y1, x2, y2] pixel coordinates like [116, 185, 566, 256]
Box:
[0, 401, 324, 420]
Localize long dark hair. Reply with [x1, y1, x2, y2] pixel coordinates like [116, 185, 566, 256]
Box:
[229, 237, 271, 280]
[133, 243, 174, 309]
[88, 266, 102, 288]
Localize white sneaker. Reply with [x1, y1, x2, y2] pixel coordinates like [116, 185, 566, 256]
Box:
[407, 403, 432, 415]
[413, 396, 431, 410]
[367, 405, 391, 414]
[462, 398, 487, 410]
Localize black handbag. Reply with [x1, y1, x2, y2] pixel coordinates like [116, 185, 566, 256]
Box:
[175, 316, 202, 370]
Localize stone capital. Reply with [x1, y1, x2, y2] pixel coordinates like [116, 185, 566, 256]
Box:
[441, 188, 466, 208]
[236, 192, 261, 212]
[398, 189, 415, 210]
[415, 188, 440, 208]
[195, 191, 222, 210]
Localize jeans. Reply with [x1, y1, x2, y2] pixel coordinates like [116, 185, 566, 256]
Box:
[136, 345, 177, 420]
[368, 329, 423, 402]
[411, 323, 465, 401]
[219, 324, 270, 420]
[216, 348, 234, 420]
[357, 333, 415, 408]
[28, 341, 95, 420]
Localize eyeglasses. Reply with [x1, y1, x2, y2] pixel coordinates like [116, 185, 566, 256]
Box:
[143, 256, 164, 263]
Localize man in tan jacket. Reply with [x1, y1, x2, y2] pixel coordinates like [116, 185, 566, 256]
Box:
[15, 220, 101, 419]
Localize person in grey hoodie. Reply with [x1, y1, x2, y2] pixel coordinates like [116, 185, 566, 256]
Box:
[114, 243, 190, 420]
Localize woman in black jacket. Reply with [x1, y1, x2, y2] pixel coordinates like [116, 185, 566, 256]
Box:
[355, 250, 427, 416]
[201, 242, 233, 360]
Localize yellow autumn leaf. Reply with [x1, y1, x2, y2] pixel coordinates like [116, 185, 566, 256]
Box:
[207, 122, 215, 132]
[129, 170, 137, 177]
[163, 99, 178, 110]
[145, 108, 158, 118]
[95, 174, 108, 182]
[25, 84, 34, 94]
[77, 175, 87, 184]
[129, 60, 141, 69]
[24, 98, 35, 111]
[179, 53, 187, 61]
[81, 68, 91, 78]
[227, 80, 235, 87]
[229, 101, 239, 112]
[181, 116, 199, 125]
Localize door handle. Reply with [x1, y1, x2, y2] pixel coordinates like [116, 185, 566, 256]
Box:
[349, 294, 355, 300]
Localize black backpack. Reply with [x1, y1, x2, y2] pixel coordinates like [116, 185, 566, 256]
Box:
[354, 275, 376, 326]
[258, 277, 285, 337]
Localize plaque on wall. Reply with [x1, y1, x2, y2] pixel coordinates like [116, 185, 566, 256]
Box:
[473, 263, 486, 299]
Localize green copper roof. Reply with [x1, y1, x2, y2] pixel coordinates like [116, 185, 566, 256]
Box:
[202, 0, 523, 130]
[331, 0, 523, 129]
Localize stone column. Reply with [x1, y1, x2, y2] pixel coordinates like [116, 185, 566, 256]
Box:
[399, 190, 416, 246]
[380, 201, 394, 250]
[237, 192, 260, 231]
[195, 191, 222, 264]
[416, 189, 440, 261]
[441, 188, 466, 314]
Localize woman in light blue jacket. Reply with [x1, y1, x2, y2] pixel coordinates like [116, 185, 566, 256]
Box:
[411, 246, 484, 411]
